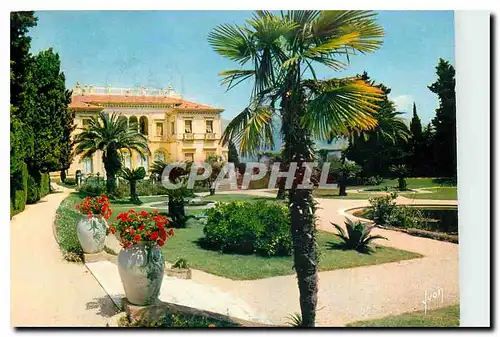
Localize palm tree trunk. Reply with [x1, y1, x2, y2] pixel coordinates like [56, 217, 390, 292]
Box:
[281, 76, 318, 327]
[276, 178, 286, 199]
[130, 180, 137, 202]
[103, 150, 121, 197]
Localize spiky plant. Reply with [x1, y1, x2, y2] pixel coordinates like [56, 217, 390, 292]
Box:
[119, 166, 146, 204]
[332, 218, 387, 253]
[286, 312, 303, 327]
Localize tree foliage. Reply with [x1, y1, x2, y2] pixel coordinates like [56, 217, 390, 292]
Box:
[428, 58, 456, 178]
[344, 73, 410, 177]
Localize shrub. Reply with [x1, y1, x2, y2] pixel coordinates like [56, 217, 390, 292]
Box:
[203, 201, 292, 257]
[26, 173, 40, 204]
[55, 195, 84, 261]
[332, 218, 387, 253]
[40, 173, 50, 198]
[10, 162, 28, 216]
[78, 176, 106, 195]
[115, 179, 171, 199]
[172, 258, 189, 269]
[363, 175, 384, 186]
[368, 192, 398, 225]
[385, 205, 424, 229]
[63, 177, 77, 186]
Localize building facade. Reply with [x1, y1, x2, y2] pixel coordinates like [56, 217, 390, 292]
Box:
[66, 83, 227, 177]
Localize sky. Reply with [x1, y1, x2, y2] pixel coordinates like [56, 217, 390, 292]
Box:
[28, 10, 455, 128]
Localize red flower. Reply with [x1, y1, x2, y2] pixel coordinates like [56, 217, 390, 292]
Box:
[150, 232, 159, 240]
[159, 228, 166, 241]
[134, 234, 141, 242]
[138, 225, 146, 231]
[110, 227, 116, 234]
[140, 210, 148, 217]
[130, 229, 136, 236]
[168, 229, 174, 237]
[157, 239, 165, 247]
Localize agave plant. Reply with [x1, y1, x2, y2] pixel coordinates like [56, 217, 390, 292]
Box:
[285, 312, 303, 327]
[118, 166, 146, 204]
[332, 218, 387, 253]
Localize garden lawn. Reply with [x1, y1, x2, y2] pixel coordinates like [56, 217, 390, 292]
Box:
[203, 194, 277, 203]
[403, 187, 457, 200]
[313, 189, 385, 199]
[161, 220, 421, 280]
[346, 304, 459, 327]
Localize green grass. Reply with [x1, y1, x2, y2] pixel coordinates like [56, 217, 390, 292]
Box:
[347, 304, 459, 327]
[313, 189, 386, 199]
[161, 220, 421, 280]
[403, 187, 457, 200]
[203, 193, 277, 203]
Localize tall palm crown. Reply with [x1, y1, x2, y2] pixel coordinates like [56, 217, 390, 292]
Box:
[208, 10, 385, 154]
[74, 112, 150, 195]
[209, 10, 385, 327]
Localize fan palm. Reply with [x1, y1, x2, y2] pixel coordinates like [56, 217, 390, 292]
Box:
[209, 10, 385, 326]
[74, 112, 150, 196]
[119, 167, 146, 204]
[333, 162, 361, 196]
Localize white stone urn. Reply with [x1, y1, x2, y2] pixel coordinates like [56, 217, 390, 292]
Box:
[117, 242, 165, 306]
[76, 215, 107, 254]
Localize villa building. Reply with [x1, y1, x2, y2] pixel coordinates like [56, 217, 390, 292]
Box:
[66, 83, 227, 177]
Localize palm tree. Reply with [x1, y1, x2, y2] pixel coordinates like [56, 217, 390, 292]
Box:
[74, 112, 150, 196]
[205, 154, 224, 195]
[333, 162, 361, 196]
[208, 10, 384, 326]
[390, 164, 409, 191]
[151, 160, 194, 228]
[119, 167, 146, 204]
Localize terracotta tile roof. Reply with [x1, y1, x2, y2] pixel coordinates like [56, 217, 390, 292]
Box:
[69, 94, 222, 111]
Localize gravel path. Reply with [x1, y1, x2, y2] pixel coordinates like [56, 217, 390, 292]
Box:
[10, 187, 118, 327]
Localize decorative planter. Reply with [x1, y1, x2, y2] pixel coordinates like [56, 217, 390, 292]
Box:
[118, 242, 165, 306]
[165, 267, 192, 279]
[77, 215, 107, 254]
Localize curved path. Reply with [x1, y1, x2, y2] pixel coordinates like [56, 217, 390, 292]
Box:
[10, 187, 118, 327]
[191, 189, 459, 326]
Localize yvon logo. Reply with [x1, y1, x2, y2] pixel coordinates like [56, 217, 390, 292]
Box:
[422, 287, 444, 314]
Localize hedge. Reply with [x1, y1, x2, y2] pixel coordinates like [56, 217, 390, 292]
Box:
[26, 170, 51, 204]
[10, 162, 28, 217]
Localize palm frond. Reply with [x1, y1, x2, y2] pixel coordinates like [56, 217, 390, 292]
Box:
[302, 78, 384, 140]
[220, 103, 275, 156]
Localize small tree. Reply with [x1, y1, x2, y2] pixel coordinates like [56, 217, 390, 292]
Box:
[151, 160, 193, 228]
[119, 167, 146, 204]
[206, 154, 224, 195]
[390, 164, 408, 191]
[333, 162, 361, 196]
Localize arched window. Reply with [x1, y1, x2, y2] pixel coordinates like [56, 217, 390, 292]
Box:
[137, 155, 149, 172]
[139, 116, 148, 135]
[122, 152, 131, 169]
[118, 115, 128, 128]
[129, 116, 138, 132]
[154, 150, 166, 163]
[82, 156, 93, 174]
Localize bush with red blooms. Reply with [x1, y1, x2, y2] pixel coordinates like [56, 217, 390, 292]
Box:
[76, 194, 112, 220]
[110, 210, 174, 249]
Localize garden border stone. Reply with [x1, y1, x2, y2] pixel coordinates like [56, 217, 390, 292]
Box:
[121, 297, 276, 327]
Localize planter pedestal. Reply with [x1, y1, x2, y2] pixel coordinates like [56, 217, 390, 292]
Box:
[165, 268, 192, 279]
